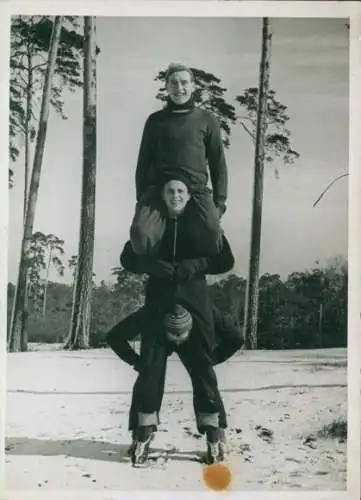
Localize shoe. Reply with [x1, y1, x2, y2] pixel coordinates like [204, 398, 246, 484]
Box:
[218, 428, 229, 458]
[206, 440, 224, 464]
[205, 427, 224, 465]
[131, 425, 154, 467]
[127, 430, 136, 456]
[127, 442, 136, 457]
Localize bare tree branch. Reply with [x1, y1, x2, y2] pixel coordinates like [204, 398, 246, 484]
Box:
[33, 61, 48, 70]
[239, 120, 256, 142]
[18, 74, 28, 87]
[237, 115, 255, 123]
[313, 173, 349, 208]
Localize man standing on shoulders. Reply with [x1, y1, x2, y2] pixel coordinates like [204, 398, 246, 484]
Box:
[130, 62, 228, 258]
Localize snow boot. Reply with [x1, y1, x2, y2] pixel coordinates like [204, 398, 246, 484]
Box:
[205, 427, 224, 465]
[218, 428, 229, 459]
[131, 425, 155, 467]
[127, 430, 136, 457]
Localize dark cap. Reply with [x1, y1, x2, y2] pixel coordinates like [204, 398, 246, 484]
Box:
[158, 169, 193, 192]
[163, 304, 193, 345]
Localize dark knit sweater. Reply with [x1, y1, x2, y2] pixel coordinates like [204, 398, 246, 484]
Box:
[135, 107, 228, 207]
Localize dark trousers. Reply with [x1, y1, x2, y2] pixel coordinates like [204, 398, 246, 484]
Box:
[130, 185, 223, 257]
[130, 325, 224, 434]
[128, 347, 228, 432]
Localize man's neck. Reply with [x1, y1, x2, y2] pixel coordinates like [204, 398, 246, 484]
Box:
[167, 209, 185, 219]
[166, 95, 195, 113]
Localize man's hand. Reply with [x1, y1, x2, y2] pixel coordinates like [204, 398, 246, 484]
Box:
[147, 259, 175, 280]
[174, 258, 209, 283]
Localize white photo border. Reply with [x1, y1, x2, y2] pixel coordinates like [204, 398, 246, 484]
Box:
[0, 1, 360, 500]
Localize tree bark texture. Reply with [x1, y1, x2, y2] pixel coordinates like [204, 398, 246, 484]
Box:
[65, 17, 97, 350]
[8, 16, 63, 352]
[243, 18, 272, 350]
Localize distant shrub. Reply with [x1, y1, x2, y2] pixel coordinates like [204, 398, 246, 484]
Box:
[317, 420, 347, 441]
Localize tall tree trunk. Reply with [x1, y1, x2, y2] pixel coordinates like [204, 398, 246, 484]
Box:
[8, 17, 63, 353]
[243, 18, 272, 350]
[64, 17, 97, 350]
[319, 302, 323, 348]
[23, 41, 32, 221]
[21, 42, 33, 350]
[42, 246, 53, 318]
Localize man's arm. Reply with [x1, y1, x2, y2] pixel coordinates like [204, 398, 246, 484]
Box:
[135, 115, 155, 202]
[205, 113, 228, 214]
[121, 233, 234, 283]
[105, 310, 145, 370]
[120, 241, 175, 279]
[174, 235, 235, 282]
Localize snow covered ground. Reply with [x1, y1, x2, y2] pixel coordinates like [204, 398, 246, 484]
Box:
[4, 346, 347, 492]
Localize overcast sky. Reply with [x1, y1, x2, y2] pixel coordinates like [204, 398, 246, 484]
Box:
[8, 16, 349, 285]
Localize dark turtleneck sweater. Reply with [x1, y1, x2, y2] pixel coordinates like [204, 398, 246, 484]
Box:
[135, 99, 228, 210]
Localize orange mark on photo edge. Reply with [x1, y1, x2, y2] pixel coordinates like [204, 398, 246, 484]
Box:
[202, 463, 232, 491]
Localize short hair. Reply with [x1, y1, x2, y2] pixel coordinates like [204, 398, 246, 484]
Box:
[165, 63, 194, 83]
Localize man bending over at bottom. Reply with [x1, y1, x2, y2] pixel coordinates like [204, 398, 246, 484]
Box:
[105, 267, 243, 442]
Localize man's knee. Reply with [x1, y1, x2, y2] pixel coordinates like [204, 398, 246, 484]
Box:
[192, 218, 223, 256]
[203, 226, 223, 257]
[130, 209, 166, 255]
[205, 209, 221, 234]
[190, 189, 221, 230]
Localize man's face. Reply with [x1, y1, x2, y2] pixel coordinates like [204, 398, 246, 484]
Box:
[162, 180, 191, 216]
[166, 70, 194, 105]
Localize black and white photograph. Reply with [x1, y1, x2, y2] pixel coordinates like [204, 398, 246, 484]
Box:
[1, 0, 361, 496]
